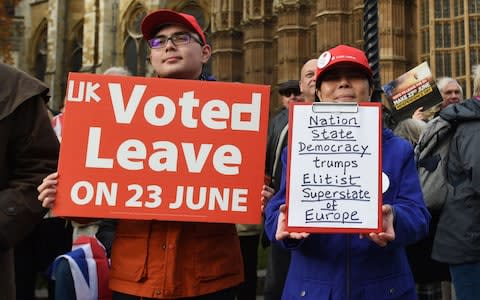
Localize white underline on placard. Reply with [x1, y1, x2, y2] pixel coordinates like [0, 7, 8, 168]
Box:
[111, 211, 208, 218]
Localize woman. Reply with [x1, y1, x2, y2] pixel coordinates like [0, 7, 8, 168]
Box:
[264, 45, 430, 300]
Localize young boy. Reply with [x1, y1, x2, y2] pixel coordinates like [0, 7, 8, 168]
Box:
[38, 10, 244, 300]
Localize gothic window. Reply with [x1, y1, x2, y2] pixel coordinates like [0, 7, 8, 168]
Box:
[455, 51, 465, 76]
[443, 0, 450, 16]
[34, 23, 47, 81]
[125, 37, 147, 76]
[471, 47, 480, 67]
[435, 54, 442, 77]
[445, 53, 452, 75]
[419, 1, 429, 56]
[435, 23, 450, 48]
[435, 53, 443, 76]
[421, 1, 429, 26]
[469, 17, 480, 44]
[435, 24, 441, 47]
[123, 7, 147, 76]
[454, 0, 464, 16]
[434, 0, 450, 18]
[71, 22, 83, 72]
[435, 52, 451, 77]
[421, 30, 429, 54]
[454, 20, 465, 46]
[469, 0, 480, 13]
[444, 23, 451, 47]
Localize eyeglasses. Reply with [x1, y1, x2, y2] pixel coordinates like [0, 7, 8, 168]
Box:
[147, 32, 203, 49]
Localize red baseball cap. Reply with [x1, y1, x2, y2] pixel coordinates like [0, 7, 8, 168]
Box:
[315, 45, 372, 84]
[141, 9, 206, 44]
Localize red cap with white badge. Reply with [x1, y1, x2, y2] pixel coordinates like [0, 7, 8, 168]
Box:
[316, 45, 372, 83]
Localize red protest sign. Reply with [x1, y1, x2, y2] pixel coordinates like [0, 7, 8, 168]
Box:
[53, 72, 270, 224]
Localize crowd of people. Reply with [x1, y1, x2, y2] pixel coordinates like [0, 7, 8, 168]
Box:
[1, 8, 480, 300]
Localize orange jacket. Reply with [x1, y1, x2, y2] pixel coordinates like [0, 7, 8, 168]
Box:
[109, 220, 244, 298]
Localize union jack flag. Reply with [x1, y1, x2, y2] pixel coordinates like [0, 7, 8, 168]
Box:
[50, 236, 111, 300]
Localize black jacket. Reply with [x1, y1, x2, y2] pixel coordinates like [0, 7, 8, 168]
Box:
[265, 108, 288, 191]
[0, 63, 59, 297]
[433, 98, 480, 264]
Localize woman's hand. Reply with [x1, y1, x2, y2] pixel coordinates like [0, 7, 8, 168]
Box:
[360, 204, 395, 247]
[412, 107, 426, 121]
[275, 204, 310, 241]
[37, 172, 59, 208]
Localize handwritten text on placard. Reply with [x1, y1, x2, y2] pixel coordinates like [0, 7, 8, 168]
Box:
[287, 103, 381, 232]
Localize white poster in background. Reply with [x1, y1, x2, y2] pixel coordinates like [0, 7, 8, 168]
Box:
[286, 102, 382, 233]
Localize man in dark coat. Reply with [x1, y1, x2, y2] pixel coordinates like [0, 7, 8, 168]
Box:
[432, 95, 480, 300]
[0, 63, 59, 299]
[265, 79, 301, 188]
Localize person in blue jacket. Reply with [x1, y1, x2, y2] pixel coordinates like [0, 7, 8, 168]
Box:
[263, 45, 431, 300]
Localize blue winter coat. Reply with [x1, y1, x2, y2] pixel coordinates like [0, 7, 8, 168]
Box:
[264, 128, 430, 300]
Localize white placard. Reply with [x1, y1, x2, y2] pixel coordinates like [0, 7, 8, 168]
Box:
[286, 102, 382, 233]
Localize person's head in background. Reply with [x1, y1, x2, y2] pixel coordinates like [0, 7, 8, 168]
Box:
[472, 64, 480, 97]
[393, 118, 426, 147]
[437, 77, 463, 108]
[141, 9, 211, 80]
[103, 66, 131, 76]
[278, 80, 301, 109]
[315, 45, 373, 104]
[300, 59, 318, 103]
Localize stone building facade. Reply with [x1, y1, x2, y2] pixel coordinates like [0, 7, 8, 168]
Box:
[5, 0, 480, 110]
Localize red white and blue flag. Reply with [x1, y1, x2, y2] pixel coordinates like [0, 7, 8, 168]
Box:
[51, 112, 64, 141]
[50, 236, 111, 300]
